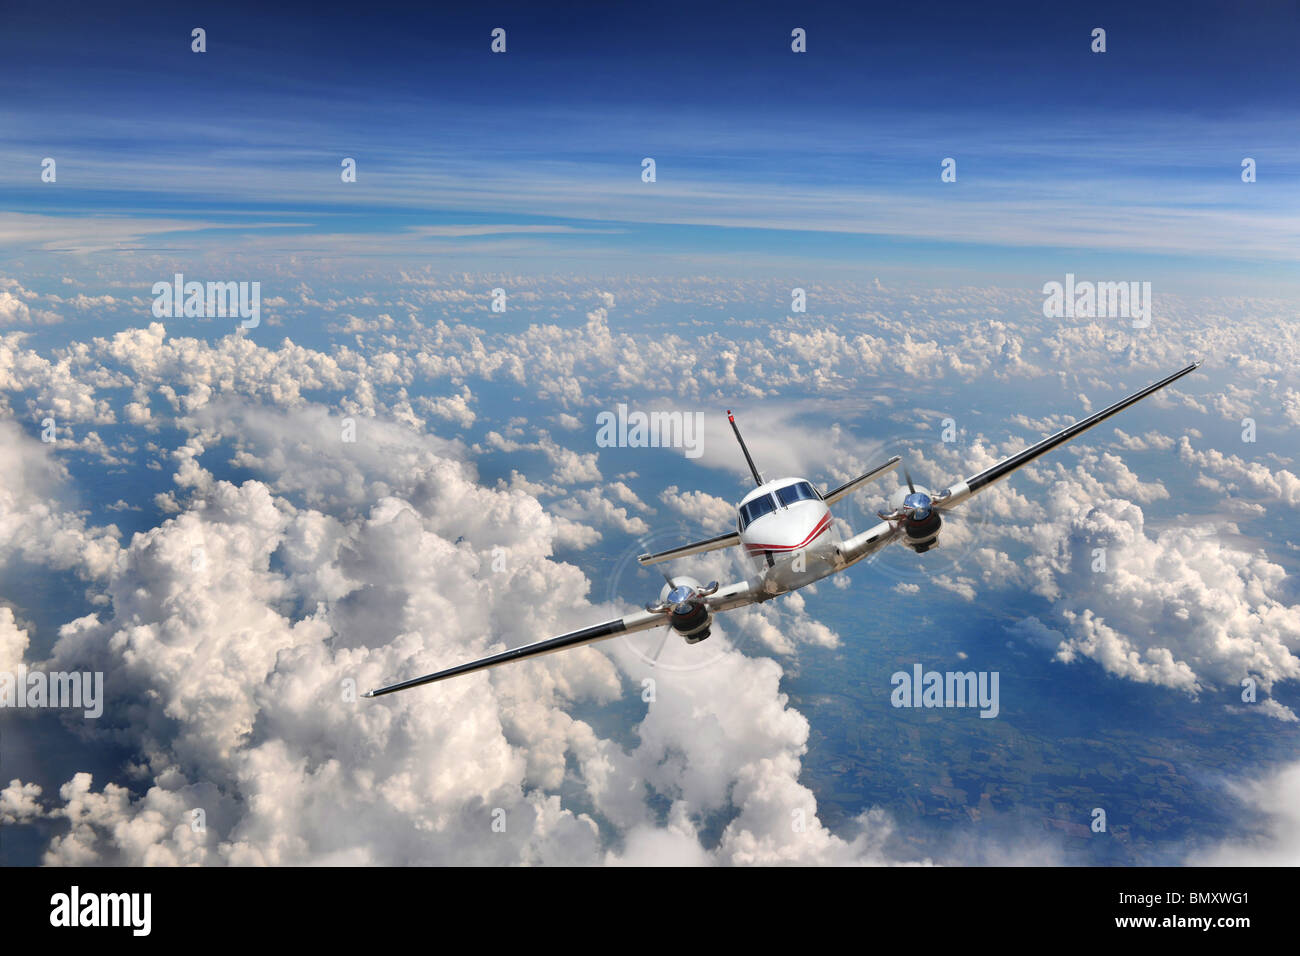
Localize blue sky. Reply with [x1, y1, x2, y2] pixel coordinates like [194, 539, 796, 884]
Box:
[3, 0, 1297, 291]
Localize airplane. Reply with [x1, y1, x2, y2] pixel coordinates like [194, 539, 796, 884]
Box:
[365, 361, 1201, 698]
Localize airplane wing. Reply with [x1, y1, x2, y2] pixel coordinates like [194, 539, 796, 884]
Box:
[364, 576, 764, 697]
[638, 531, 739, 567]
[837, 362, 1201, 567]
[823, 455, 903, 505]
[933, 361, 1201, 512]
[365, 609, 668, 697]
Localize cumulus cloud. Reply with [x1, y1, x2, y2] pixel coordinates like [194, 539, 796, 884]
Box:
[478, 429, 602, 486]
[5, 397, 903, 866]
[0, 279, 61, 326]
[550, 487, 649, 537]
[0, 605, 30, 672]
[416, 385, 476, 429]
[1178, 437, 1300, 506]
[1111, 428, 1174, 452]
[0, 419, 121, 579]
[0, 779, 44, 825]
[1019, 499, 1300, 715]
[2, 274, 1298, 866]
[659, 484, 736, 529]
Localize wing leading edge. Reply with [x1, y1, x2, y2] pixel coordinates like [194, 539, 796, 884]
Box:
[936, 361, 1201, 511]
[365, 572, 765, 697]
[638, 530, 740, 567]
[365, 609, 666, 697]
[823, 455, 903, 505]
[836, 362, 1201, 568]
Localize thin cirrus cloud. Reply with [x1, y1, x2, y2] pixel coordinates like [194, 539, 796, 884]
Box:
[3, 98, 1297, 275]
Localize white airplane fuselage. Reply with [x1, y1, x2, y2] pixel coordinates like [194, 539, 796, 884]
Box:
[737, 477, 845, 595]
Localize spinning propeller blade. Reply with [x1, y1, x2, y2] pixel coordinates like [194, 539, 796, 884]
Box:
[649, 626, 671, 665]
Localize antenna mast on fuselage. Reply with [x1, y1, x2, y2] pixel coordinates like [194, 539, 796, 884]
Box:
[727, 410, 763, 487]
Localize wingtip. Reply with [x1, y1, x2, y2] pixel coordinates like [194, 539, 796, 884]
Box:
[636, 553, 652, 565]
[362, 690, 376, 698]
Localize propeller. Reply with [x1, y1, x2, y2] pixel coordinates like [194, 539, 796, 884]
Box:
[648, 627, 672, 665]
[878, 463, 935, 522]
[642, 574, 718, 666]
[645, 578, 720, 614]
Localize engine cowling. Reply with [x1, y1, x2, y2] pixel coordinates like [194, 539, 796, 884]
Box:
[885, 483, 943, 553]
[670, 601, 712, 642]
[902, 510, 942, 553]
[658, 576, 714, 643]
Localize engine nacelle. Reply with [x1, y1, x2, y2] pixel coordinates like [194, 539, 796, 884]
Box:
[670, 602, 712, 643]
[658, 576, 713, 643]
[886, 482, 942, 553]
[902, 510, 942, 553]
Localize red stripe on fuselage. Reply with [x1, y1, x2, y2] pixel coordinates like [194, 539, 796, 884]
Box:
[743, 512, 832, 553]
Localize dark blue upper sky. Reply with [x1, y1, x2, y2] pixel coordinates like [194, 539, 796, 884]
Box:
[2, 0, 1297, 288]
[8, 0, 1298, 114]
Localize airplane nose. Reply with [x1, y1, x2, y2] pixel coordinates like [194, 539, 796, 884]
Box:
[746, 504, 832, 552]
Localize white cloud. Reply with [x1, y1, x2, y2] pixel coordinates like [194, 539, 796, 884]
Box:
[0, 605, 30, 672]
[1179, 437, 1300, 506]
[659, 484, 735, 529]
[2, 274, 1298, 866]
[0, 419, 121, 579]
[1020, 498, 1300, 714]
[8, 402, 902, 865]
[0, 779, 44, 825]
[1188, 761, 1300, 865]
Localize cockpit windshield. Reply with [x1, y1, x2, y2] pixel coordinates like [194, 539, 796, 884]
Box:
[775, 481, 820, 507]
[738, 493, 777, 531]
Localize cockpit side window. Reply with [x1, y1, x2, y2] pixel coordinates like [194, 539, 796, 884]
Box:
[775, 481, 820, 507]
[738, 493, 778, 531]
